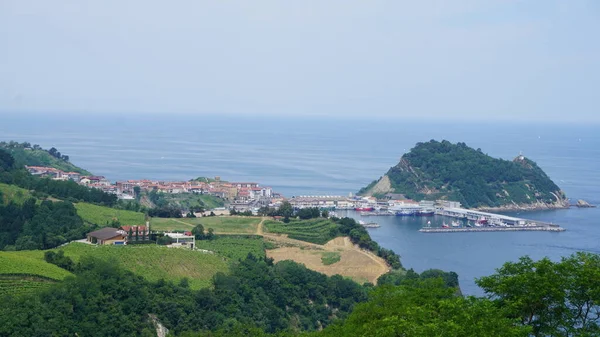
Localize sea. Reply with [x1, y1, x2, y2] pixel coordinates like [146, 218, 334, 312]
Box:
[2, 113, 599, 295]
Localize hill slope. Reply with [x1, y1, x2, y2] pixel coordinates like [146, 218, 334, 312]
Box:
[75, 202, 146, 227]
[0, 141, 91, 175]
[360, 140, 567, 209]
[54, 243, 229, 289]
[0, 252, 73, 296]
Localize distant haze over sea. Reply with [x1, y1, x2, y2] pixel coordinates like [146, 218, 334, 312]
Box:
[2, 113, 598, 202]
[2, 112, 599, 294]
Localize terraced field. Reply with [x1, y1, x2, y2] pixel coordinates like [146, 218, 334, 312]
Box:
[0, 252, 72, 296]
[75, 202, 146, 227]
[195, 235, 265, 260]
[263, 218, 339, 244]
[151, 216, 260, 234]
[55, 243, 228, 289]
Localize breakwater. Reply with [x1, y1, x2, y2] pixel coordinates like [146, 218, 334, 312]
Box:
[420, 226, 565, 233]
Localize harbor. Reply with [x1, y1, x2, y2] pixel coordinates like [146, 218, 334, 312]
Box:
[418, 207, 566, 233]
[420, 226, 565, 233]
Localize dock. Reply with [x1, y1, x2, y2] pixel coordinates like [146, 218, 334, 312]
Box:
[420, 226, 565, 233]
[421, 207, 566, 233]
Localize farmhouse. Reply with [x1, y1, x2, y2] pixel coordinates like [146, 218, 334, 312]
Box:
[164, 232, 195, 249]
[87, 227, 127, 245]
[120, 225, 150, 242]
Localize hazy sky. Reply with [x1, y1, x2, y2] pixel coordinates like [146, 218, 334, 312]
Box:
[1, 1, 598, 121]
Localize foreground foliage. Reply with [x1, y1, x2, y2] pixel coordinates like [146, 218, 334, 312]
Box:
[315, 278, 530, 337]
[477, 252, 600, 337]
[0, 255, 368, 336]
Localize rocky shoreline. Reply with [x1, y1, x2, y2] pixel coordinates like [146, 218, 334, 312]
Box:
[477, 199, 594, 213]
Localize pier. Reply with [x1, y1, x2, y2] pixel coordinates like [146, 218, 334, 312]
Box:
[419, 207, 566, 233]
[420, 226, 565, 233]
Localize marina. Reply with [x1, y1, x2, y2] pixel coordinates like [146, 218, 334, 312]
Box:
[418, 207, 566, 233]
[420, 226, 565, 233]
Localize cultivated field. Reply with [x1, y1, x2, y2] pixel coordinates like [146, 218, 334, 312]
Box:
[150, 216, 260, 234]
[195, 235, 265, 260]
[53, 243, 229, 289]
[0, 252, 73, 296]
[263, 218, 339, 244]
[75, 202, 146, 227]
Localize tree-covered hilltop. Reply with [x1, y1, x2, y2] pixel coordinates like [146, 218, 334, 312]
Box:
[0, 140, 92, 175]
[360, 140, 567, 209]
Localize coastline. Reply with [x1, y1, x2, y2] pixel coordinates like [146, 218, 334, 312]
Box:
[476, 203, 570, 213]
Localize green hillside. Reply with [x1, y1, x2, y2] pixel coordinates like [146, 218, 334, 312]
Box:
[0, 183, 32, 205]
[0, 141, 92, 175]
[0, 252, 73, 296]
[54, 243, 228, 289]
[75, 202, 146, 227]
[360, 140, 566, 209]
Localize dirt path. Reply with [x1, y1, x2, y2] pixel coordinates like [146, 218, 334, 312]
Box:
[256, 217, 265, 235]
[258, 219, 390, 284]
[171, 219, 195, 227]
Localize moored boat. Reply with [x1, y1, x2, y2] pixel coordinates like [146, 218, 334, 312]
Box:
[396, 209, 417, 216]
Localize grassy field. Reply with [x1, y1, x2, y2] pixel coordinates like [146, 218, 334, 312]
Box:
[0, 183, 32, 205]
[0, 252, 73, 296]
[195, 236, 265, 261]
[53, 243, 228, 290]
[151, 216, 260, 234]
[75, 202, 146, 227]
[263, 218, 339, 244]
[321, 252, 341, 265]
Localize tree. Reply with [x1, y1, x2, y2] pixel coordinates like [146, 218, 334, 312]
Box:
[477, 252, 600, 337]
[319, 278, 530, 337]
[277, 201, 293, 218]
[133, 186, 141, 200]
[0, 149, 15, 172]
[192, 224, 205, 240]
[206, 228, 215, 240]
[321, 210, 329, 218]
[48, 147, 58, 157]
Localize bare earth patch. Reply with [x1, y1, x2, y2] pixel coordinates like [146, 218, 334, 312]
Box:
[266, 236, 389, 284]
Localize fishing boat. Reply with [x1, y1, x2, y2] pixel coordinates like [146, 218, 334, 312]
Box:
[396, 209, 417, 216]
[451, 221, 460, 227]
[417, 209, 435, 216]
[442, 222, 450, 228]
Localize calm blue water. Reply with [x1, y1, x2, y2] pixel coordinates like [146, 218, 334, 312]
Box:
[2, 113, 599, 294]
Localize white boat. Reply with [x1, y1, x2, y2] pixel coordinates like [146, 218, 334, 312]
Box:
[451, 221, 460, 227]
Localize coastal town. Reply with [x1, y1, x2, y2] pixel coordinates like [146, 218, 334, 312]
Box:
[23, 165, 566, 233]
